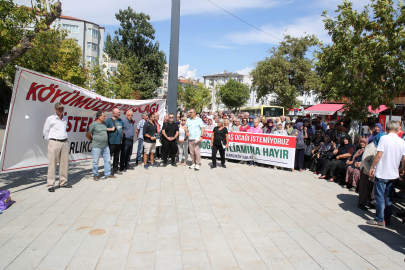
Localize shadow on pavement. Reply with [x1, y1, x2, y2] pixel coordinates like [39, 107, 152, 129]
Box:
[338, 193, 405, 255]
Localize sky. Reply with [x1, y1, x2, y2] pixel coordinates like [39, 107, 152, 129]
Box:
[16, 0, 388, 80]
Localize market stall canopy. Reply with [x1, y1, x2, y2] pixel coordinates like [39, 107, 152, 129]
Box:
[304, 104, 344, 115]
[368, 105, 388, 114]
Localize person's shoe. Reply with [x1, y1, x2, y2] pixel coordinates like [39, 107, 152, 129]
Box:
[397, 212, 405, 218]
[349, 187, 356, 192]
[189, 164, 196, 169]
[163, 163, 168, 167]
[357, 204, 368, 211]
[94, 176, 99, 181]
[366, 219, 385, 227]
[115, 171, 123, 175]
[253, 162, 257, 167]
[222, 164, 227, 168]
[122, 168, 127, 172]
[211, 164, 217, 169]
[48, 187, 55, 192]
[182, 162, 187, 166]
[194, 164, 200, 170]
[151, 164, 158, 168]
[248, 161, 253, 166]
[144, 165, 149, 170]
[172, 163, 178, 167]
[318, 175, 326, 179]
[106, 175, 116, 179]
[327, 179, 334, 182]
[59, 184, 72, 188]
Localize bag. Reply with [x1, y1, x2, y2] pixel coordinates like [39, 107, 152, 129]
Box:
[0, 190, 12, 210]
[304, 144, 315, 156]
[323, 150, 335, 160]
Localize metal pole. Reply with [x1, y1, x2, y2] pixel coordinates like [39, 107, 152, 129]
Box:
[167, 0, 181, 116]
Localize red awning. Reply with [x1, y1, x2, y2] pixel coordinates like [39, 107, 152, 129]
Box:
[368, 105, 388, 114]
[304, 104, 344, 115]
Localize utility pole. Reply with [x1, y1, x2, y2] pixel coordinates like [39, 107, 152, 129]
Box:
[167, 0, 181, 116]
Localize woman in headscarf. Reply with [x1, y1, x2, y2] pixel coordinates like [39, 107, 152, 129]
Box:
[367, 123, 384, 143]
[262, 119, 275, 134]
[303, 119, 315, 139]
[308, 130, 325, 171]
[248, 119, 262, 166]
[319, 135, 355, 182]
[358, 133, 386, 210]
[273, 122, 288, 136]
[247, 115, 255, 127]
[239, 118, 250, 132]
[292, 122, 306, 172]
[205, 118, 216, 131]
[285, 121, 293, 135]
[201, 115, 208, 125]
[344, 138, 368, 191]
[314, 135, 333, 175]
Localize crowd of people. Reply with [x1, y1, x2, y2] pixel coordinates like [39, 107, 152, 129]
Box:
[44, 104, 405, 227]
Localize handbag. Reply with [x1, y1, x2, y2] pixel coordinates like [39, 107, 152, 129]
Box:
[0, 190, 12, 210]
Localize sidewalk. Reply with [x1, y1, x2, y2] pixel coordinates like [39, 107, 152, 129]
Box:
[1, 158, 405, 269]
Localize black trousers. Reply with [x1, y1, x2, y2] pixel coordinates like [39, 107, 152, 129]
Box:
[109, 144, 121, 173]
[212, 144, 225, 166]
[294, 148, 305, 170]
[162, 140, 177, 165]
[322, 159, 341, 178]
[120, 139, 133, 170]
[317, 156, 330, 172]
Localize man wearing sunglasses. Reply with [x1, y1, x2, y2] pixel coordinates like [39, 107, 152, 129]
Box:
[162, 113, 179, 167]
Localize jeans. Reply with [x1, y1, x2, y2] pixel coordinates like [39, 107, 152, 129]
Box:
[374, 177, 397, 222]
[120, 139, 133, 170]
[178, 141, 188, 162]
[92, 146, 111, 177]
[137, 138, 144, 162]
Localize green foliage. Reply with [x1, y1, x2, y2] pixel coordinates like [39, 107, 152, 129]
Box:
[178, 81, 211, 112]
[316, 0, 405, 121]
[219, 79, 250, 110]
[104, 7, 166, 99]
[87, 57, 109, 97]
[1, 28, 87, 87]
[251, 35, 321, 110]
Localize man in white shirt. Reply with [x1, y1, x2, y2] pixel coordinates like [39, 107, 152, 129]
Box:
[43, 102, 71, 192]
[368, 120, 405, 226]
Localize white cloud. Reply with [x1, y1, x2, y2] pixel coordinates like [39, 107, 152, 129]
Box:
[236, 67, 253, 75]
[14, 0, 283, 25]
[178, 64, 197, 79]
[225, 15, 331, 45]
[208, 44, 235, 49]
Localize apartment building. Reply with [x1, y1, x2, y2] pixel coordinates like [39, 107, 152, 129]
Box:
[156, 64, 169, 98]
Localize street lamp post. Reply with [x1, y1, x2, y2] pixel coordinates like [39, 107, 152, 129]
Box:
[167, 0, 181, 116]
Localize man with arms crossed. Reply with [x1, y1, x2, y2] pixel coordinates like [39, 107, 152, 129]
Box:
[106, 108, 124, 175]
[368, 120, 405, 226]
[120, 110, 135, 172]
[86, 111, 117, 180]
[162, 113, 179, 167]
[43, 102, 71, 192]
[143, 113, 158, 169]
[185, 108, 205, 170]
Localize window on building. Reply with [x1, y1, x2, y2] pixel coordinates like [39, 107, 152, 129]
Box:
[164, 83, 167, 88]
[307, 102, 311, 105]
[239, 79, 243, 83]
[164, 75, 167, 80]
[86, 42, 98, 51]
[165, 66, 168, 72]
[86, 56, 97, 63]
[88, 28, 99, 38]
[157, 88, 162, 95]
[63, 24, 79, 33]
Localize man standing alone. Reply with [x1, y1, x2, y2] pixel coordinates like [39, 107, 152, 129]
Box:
[106, 108, 124, 175]
[162, 113, 179, 167]
[43, 102, 71, 192]
[185, 108, 205, 170]
[120, 110, 135, 172]
[143, 113, 158, 169]
[368, 121, 405, 226]
[136, 112, 148, 166]
[86, 111, 116, 180]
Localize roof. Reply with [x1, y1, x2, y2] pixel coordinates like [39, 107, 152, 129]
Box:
[203, 72, 245, 78]
[178, 79, 198, 85]
[304, 104, 389, 115]
[59, 15, 105, 29]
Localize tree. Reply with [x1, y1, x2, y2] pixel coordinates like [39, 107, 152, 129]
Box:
[0, 0, 62, 70]
[178, 81, 211, 111]
[218, 79, 250, 110]
[1, 28, 87, 88]
[104, 7, 166, 99]
[316, 0, 405, 121]
[251, 35, 321, 110]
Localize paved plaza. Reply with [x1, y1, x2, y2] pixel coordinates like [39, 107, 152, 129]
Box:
[1, 157, 405, 270]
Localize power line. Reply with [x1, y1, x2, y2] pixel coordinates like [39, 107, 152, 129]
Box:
[205, 0, 283, 41]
